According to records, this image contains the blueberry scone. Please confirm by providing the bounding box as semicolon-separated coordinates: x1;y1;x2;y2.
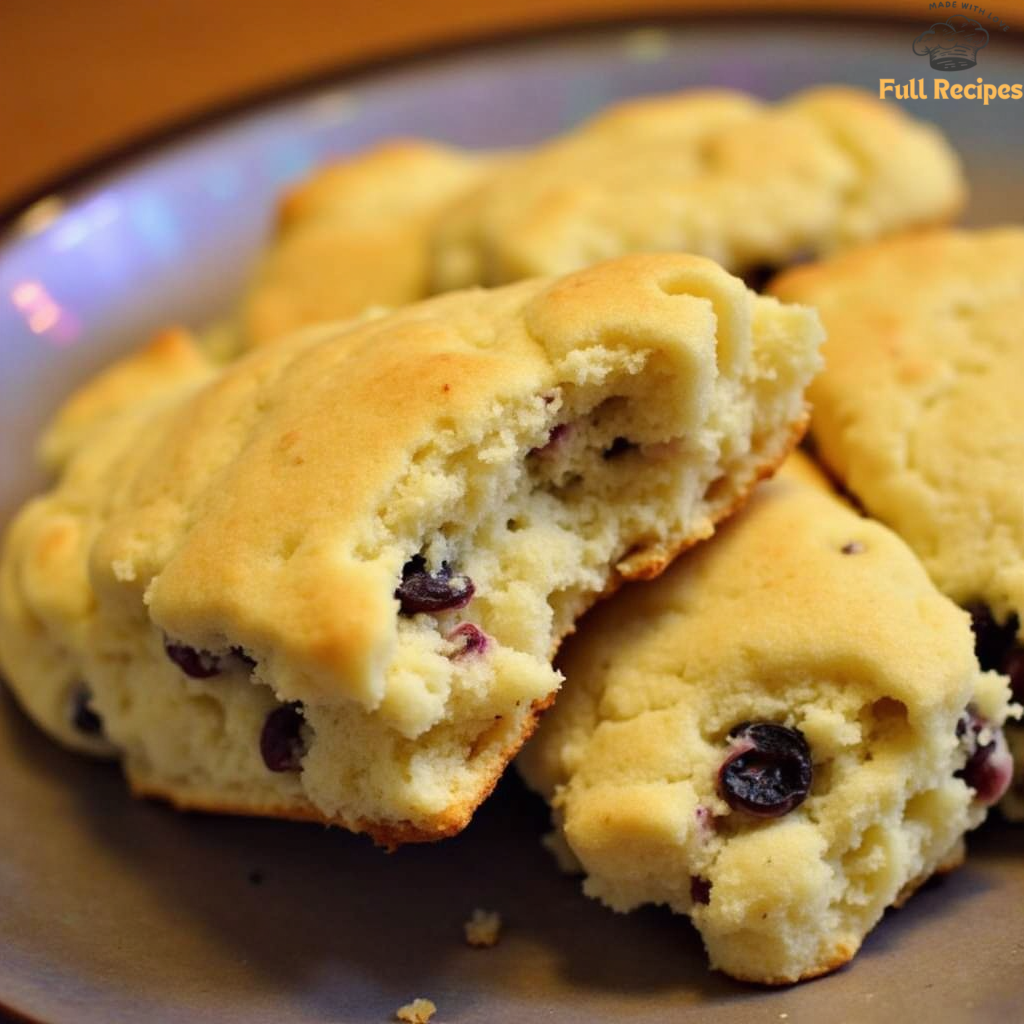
241;140;491;348
771;228;1024;818
237;87;962;350
519;453;1014;984
431;86;964;292
0;254;823;845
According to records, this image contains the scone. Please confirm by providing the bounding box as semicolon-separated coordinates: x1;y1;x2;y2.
770;227;1024;818
237;86;963;349
519;453;1014;985
431;86;964;292
240;140;491;349
0;254;823;845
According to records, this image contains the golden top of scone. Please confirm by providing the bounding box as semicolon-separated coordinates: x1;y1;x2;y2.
431;86;965;290
771;227;1024;626
242;140;491;346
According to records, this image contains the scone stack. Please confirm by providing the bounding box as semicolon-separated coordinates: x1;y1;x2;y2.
0;84;1018;987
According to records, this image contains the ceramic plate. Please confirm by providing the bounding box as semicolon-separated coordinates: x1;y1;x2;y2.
2;16;1023;1024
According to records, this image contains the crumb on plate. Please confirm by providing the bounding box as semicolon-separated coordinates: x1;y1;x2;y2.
464;907;502;948
395;997;436;1023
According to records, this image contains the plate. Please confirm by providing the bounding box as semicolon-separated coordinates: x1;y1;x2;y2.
2;16;1023;1024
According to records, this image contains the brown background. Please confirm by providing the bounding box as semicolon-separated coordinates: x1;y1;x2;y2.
5;0;1022;213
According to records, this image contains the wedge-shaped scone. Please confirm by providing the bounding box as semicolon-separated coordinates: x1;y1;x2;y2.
0;254;823;844
520;453;1014;984
431;86;964;292
241;140;491;348
771;228;1024;818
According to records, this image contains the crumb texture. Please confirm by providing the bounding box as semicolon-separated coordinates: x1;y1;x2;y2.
0;254;822;842
519;453;1012;983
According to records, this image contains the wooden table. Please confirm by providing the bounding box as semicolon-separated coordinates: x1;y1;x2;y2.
3;0;1020;213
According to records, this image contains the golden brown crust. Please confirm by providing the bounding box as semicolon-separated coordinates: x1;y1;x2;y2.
129;689;556;849
723;941;861;987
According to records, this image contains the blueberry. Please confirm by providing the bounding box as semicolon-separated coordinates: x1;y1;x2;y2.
690;876;712;905
164;638;221;678
395;555;474;615
965;603;1018;671
260;702;306;772
602;437;638;460
718;722;812;818
447;623;489;658
69;685;103;736
956;707;1013;806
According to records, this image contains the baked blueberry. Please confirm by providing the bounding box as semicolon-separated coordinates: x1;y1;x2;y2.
447;623;489;658
395;555;475;615
164;638;221;678
69;685;103;736
718;722;812;818
260;702;306;772
956;707;1013;806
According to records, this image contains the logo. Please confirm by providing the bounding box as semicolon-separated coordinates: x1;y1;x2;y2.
879;6;1020;104
913;15;989;70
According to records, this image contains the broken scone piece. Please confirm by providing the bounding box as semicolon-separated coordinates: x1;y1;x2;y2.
520;454;1014;984
770;227;1024;818
0;254;822;844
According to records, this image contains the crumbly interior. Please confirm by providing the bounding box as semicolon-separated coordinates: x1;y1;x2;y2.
520;458;1014;983
0;257;822;839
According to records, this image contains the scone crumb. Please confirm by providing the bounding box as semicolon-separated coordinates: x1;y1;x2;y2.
464;907;502;948
395;997;436;1023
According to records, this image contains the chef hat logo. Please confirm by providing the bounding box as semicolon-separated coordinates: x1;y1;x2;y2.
913;15;989;72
